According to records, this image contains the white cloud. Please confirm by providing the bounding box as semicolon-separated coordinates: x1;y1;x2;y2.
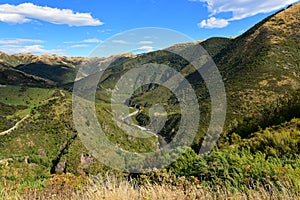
143;36;157;39
0;13;30;23
199;17;229;28
64;38;102;50
112;40;128;44
138;41;154;44
70;44;89;48
82;38;103;43
137;46;154;52
65;38;103;44
0;3;103;26
97;29;112;33
195;0;299;28
0;45;64;55
0;38;44;45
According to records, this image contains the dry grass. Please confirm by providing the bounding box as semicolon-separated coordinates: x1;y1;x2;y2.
1;174;299;200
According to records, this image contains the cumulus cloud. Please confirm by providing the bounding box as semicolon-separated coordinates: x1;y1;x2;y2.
137;46;154;52
0;38;44;45
199;17;229;28
0;13;30;23
0;45;64;55
0;3;103;26
195;0;299;28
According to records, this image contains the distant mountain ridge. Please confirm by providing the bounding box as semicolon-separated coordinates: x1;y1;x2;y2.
15;62;77;85
0;62;56;87
0;52;136;86
0;52;87;68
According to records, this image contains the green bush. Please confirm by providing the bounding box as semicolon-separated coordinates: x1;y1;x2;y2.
167;148;300;192
28;155;50;167
232;118;300;158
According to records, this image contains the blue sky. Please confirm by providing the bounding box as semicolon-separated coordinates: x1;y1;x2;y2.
0;0;298;57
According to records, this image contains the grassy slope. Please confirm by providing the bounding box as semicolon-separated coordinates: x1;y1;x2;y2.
0;62;56;87
102;3;300;150
0;86;55;131
0;117;299;198
16;63;77;85
215;3;300;140
0;86;157;183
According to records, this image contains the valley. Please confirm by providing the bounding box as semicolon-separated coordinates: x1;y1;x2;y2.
0;2;299;199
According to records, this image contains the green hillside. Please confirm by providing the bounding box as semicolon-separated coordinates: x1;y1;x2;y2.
215;3;300;140
0;62;56;87
0;53;136;86
0;85;157;182
100;3;300;151
16;62;77;85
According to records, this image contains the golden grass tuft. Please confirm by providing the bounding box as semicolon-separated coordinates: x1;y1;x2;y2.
1;173;299;200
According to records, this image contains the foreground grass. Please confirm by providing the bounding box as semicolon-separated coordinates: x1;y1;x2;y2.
1;146;299;199
0;173;299;200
